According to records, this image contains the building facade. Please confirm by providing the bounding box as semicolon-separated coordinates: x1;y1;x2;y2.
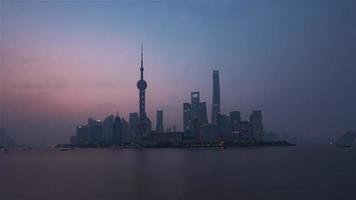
113;114;124;144
102;115;114;142
183;103;192;132
88;118;103;144
156;110;164;132
250;110;264;142
211;70;220;124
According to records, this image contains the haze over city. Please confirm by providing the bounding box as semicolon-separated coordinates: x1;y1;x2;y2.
1;0;355;145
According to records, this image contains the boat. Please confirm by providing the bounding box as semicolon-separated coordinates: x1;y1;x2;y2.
59;148;74;151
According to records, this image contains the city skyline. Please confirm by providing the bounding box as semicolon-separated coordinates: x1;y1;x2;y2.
1;1;355;145
70;49;265;147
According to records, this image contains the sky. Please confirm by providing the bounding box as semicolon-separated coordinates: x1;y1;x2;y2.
0;0;355;145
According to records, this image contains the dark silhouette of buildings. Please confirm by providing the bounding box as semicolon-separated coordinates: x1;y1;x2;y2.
216;113;229;137
250;110;264;142
73;114;128;147
202;124;217;143
129;112;139;142
156;110;164;132
230;111;241;134
88;118;102;144
183;92;208;138
180;71;265;143
230;111;241;124
225;111;264;142
191;119;201;141
151;131;183;147
113;114;124;144
103;115;114;142
190;92;208;124
75;125;88;146
235;121;252;140
69;47;271;147
211;70;220;124
183;103;191;132
121;118;129;143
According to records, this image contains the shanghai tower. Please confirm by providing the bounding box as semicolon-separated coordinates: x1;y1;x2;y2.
211;70;220;124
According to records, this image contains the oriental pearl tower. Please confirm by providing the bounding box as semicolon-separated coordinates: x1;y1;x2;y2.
136;44;151;140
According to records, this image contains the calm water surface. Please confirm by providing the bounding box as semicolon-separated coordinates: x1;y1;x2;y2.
1;146;355;200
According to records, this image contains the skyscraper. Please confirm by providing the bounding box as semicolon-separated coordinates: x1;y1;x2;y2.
136;44;151;139
113;114;123;145
88;118;102;144
199;101;208;124
230;111;241;134
211;70;220;124
250;110;264;142
216;113;229;136
183;92;208;135
230;111;241;123
156;110;164;132
183;103;191;131
190;92;208;124
129;112;139;142
121;118;129;143
190;92;200;121
102;115;114;142
76;125;88;146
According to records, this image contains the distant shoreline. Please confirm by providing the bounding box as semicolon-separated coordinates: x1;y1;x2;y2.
55;141;296;149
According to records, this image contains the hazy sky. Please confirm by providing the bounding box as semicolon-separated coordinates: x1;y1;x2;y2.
0;0;355;145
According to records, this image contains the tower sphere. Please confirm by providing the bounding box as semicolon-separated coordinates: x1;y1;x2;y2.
137;79;147;90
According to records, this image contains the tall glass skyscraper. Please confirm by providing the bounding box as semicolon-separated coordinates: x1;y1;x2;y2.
156;110;164;132
211;70;220;124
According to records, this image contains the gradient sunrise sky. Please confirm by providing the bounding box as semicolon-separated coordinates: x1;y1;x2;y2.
0;0;355;145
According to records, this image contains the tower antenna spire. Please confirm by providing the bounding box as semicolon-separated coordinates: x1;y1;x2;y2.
140;43;144;80
141;43;143;65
